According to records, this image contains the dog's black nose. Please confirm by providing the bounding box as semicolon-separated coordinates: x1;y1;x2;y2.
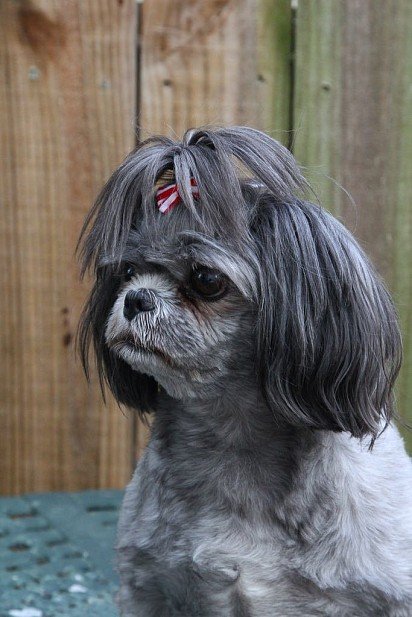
123;289;156;320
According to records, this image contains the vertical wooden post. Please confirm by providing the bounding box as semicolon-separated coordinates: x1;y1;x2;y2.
293;0;412;449
0;0;138;494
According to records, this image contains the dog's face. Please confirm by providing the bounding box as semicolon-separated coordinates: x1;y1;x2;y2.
103;224;254;399
79;126;402;440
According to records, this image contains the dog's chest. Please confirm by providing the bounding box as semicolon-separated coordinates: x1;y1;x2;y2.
192;530;282;609
117;449;396;616
118;456;290;613
121;507;289;615
118;503;363;617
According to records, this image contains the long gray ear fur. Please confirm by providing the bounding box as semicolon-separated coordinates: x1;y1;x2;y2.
251;195;402;440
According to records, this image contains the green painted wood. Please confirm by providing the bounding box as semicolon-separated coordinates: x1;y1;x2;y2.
256;0;293;145
0;491;123;616
293;0;412;451
292;1;343;206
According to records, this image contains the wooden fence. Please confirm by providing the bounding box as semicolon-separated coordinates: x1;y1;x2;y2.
0;0;410;495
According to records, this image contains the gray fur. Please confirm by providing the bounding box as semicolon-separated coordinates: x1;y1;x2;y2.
78;126;412;615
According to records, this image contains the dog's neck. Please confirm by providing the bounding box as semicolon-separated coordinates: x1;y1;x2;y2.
152;373;323;517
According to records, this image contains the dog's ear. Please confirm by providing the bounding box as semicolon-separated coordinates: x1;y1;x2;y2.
252;196;402;440
78;269;157;415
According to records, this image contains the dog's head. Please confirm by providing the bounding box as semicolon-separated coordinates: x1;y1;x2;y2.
78;126;401;440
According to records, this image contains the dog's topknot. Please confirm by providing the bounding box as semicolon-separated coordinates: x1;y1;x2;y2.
78;126;309;275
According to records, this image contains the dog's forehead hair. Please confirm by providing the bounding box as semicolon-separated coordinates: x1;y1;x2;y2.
120;210;257;298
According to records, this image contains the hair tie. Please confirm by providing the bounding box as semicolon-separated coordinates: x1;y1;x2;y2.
155;178;199;214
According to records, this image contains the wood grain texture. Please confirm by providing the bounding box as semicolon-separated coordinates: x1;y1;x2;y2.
0;0;138;494
293;0;412;449
139;0;292;142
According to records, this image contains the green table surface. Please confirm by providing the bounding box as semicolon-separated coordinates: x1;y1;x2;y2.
0;490;123;617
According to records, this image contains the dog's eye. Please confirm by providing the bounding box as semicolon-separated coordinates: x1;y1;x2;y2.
123;263;136;281
188;266;228;300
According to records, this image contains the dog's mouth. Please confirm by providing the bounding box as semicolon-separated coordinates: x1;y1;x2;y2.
109;338;175;367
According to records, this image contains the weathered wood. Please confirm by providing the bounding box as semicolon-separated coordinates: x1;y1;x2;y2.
0;0;138;494
294;0;412;449
139;0;292;142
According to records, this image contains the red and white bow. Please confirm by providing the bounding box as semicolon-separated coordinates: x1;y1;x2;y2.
155;178;199;214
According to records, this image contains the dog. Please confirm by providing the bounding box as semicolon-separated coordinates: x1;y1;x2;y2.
78;126;412;616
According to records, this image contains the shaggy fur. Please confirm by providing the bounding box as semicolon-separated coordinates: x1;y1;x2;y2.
79;126;412;616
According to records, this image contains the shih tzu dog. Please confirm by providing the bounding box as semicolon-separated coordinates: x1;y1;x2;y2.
78;126;412;616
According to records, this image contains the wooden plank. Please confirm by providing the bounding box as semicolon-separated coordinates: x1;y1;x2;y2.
139;0;292;142
0;0;138;494
293;0;412;449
